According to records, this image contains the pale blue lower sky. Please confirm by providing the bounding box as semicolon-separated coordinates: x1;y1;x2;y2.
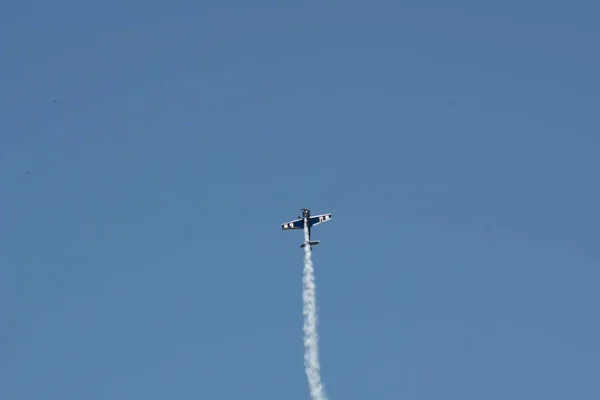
1;1;599;399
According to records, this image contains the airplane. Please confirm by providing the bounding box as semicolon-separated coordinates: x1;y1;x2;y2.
282;208;332;248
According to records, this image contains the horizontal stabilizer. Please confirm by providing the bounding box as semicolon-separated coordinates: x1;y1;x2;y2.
300;240;321;248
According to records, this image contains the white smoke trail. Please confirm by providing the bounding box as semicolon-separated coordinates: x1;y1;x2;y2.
302;224;327;400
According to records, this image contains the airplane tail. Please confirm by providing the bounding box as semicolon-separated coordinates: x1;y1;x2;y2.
300;240;321;248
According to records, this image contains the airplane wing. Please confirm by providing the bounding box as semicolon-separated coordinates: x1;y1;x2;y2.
308;213;332;227
282;218;304;230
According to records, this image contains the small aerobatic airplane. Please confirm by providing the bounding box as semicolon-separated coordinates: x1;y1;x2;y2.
282;208;332;248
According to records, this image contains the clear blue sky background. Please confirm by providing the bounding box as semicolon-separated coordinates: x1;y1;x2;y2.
2;1;599;399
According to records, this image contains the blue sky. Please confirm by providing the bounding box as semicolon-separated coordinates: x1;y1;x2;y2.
1;1;599;398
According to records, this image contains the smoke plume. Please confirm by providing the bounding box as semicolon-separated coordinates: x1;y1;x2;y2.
302;224;327;400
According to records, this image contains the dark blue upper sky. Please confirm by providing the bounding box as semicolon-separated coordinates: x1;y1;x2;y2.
2;1;599;399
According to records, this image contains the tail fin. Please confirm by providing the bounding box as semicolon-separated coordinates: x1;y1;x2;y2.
300;240;321;248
